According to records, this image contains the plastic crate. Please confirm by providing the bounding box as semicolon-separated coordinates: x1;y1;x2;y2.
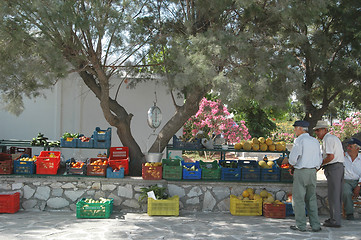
261;166;280;182
182;161;202;180
13;159;36;174
0;153;12;160
263;203;286;218
142;163;162;180
108;147;129;175
76;198;113;219
147;195;179;216
280;168;293;183
239;160;260;182
108;159;129;176
106;166;124;178
199;160;221;180
0;159;13;174
60;138;78;148
9;147;32;157
172;135;203;150
285;202;294;216
230;195;262;216
66;160;87;175
36;151;61;175
93;127;111;148
0;192;20;213
76;138;94;148
86;158;108;177
162;158;182;180
220;160;241;181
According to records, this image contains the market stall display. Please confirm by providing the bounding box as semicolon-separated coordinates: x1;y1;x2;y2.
76;197;113;219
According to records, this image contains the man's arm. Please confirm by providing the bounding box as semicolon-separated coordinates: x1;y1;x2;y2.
322;153;334;165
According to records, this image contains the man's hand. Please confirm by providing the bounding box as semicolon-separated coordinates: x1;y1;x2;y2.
353;185;361;199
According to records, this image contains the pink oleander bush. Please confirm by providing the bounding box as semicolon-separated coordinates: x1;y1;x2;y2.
330;112;361;141
271;121;295;143
183;98;251;144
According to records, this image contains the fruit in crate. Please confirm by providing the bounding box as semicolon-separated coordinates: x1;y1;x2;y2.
19;156;37;161
260;143;268;151
252;144;260;151
183;165;199;171
268;144;276;151
79;136;91;142
90;159;108;165
71;162;84;168
265;138;273;146
83;197;111;203
281;163;291;168
62;132;80;141
145;162;162;167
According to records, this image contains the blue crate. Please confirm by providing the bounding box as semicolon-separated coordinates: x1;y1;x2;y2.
106;167;124;178
182;161;202;180
60;138;78;148
93;139;111;149
285;202;307;216
76;138;94;148
239;160;260;182
219;160;241;181
173;135;203;150
13;160;36;174
261;165;280;182
93;127;111;141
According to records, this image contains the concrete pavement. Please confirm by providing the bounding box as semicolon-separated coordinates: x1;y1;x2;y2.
1;210;360;240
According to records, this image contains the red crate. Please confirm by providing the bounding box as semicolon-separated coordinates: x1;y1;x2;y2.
0;160;13;174
0;153;12;160
36;151;61;175
109;147;129;159
263;203;286;219
108;147;129;175
142;163;162;180
0;192;20;213
87;158;108;177
9;147;32;157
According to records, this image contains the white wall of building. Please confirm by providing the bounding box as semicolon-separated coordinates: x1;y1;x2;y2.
0;73;183;159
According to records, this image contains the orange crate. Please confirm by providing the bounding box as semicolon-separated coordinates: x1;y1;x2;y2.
36;151;61;175
87;158;108;177
142;163;162;180
263;203;286;219
108;147;129;175
0;192;20;213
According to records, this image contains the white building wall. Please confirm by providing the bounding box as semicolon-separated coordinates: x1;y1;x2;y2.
0;73;183;159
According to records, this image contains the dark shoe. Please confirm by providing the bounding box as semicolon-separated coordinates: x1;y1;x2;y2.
324;218;331;224
290;225;306;232
346;214;355;220
312;228;322;232
323;222;341;228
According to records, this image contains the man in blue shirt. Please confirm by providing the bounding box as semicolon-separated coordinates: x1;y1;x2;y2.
282;120;322;232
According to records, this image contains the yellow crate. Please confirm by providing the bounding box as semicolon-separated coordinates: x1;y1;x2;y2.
147;195;179;216
230;195;262;216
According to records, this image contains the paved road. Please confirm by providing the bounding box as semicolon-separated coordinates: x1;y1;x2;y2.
0;210;360;240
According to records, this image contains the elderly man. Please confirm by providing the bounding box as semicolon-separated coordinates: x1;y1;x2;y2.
314;120;344;228
343;138;361;220
282;120;322;232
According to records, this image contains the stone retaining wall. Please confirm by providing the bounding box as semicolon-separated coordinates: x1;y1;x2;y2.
0;175;331;214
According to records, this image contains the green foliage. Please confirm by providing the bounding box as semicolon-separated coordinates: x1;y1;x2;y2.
138;185;168;202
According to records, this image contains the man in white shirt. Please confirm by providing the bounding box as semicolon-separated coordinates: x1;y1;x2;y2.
314;120;344;228
282;120;322;232
343;138;361;220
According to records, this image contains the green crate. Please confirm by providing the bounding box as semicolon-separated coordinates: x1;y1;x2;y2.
162;159;182;180
199;160;221;180
76;198;113;219
280;168;293;183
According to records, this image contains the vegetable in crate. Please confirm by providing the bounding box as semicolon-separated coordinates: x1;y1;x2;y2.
139;185;168;202
62;132;80;140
